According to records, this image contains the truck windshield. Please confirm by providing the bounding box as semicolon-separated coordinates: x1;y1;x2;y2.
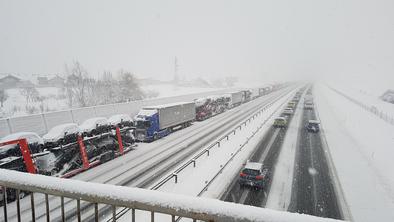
136;120;151;129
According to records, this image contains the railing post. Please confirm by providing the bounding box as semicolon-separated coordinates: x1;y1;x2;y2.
77;199;81;222
151;211;154;222
132;208;135;222
95;203;99;222
2;186;7;222
61;196;65;222
206;149;210;156
45;194;50;222
173;173;178;183
112;205;116;222
30;193;35;222
16;189;21;222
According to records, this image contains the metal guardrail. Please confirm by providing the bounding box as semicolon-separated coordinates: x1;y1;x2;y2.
0;169;339;222
328;86;394;125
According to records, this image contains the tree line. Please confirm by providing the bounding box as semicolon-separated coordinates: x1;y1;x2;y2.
64;61;144;108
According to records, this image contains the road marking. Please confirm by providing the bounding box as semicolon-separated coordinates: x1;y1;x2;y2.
309;123;319;214
239;188;250;204
259;128;280;163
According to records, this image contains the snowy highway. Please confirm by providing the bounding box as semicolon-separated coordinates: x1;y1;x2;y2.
288;91;341;219
3;86;298;222
3;84;390;222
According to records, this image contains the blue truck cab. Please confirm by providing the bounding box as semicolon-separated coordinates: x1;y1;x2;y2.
134;109;168;142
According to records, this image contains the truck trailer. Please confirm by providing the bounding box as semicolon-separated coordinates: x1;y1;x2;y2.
226;91;243;108
134;102;196;142
250;88;260;99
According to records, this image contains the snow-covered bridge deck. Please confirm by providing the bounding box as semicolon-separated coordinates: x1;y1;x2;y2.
0;169;340;222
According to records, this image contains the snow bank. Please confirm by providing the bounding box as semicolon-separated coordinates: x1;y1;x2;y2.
0;169;340;222
314;84;394;222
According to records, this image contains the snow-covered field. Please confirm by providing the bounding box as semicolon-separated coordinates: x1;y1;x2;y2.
0;83;226;119
315;84;394;221
141;83;226;98
327;82;394;119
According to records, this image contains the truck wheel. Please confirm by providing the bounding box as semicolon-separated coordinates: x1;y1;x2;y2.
153;134;158;140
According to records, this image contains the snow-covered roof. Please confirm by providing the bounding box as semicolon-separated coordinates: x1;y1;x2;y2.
0;131;43;144
108;114;132;125
144;101;194;109
245;162;262;171
275;117;286;121
79;117;108;131
308;120;320;124
136;109;158;117
43;123;79;141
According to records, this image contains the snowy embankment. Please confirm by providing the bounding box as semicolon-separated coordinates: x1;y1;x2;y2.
314;84;394;222
265;90;304;210
0;169;340;222
328;83;394;124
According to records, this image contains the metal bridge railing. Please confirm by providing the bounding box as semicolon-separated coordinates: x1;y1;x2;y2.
0;169;338;222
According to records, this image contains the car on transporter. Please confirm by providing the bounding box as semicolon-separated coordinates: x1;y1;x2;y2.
79;117;110;137
42;123;80;148
239;161;270;190
0;132;44;159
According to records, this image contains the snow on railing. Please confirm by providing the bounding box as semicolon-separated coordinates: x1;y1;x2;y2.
328;86;394;126
0;169;341;222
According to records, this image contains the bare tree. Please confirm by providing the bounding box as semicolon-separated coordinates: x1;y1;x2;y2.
0;89;8;107
117;70;144;102
64;61;89;107
20;86;39;104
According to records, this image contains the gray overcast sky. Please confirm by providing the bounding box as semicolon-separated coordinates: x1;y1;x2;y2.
1;0;394;85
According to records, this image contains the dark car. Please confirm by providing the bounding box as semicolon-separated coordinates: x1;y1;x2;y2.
239;162;270;190
306;120;320;133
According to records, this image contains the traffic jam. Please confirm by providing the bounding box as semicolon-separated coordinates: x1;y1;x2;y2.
0;85;282;203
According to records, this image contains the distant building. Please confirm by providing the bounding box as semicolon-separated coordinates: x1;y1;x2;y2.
37;76;49;86
48;75;64;87
381;90;394;104
0;74;21;89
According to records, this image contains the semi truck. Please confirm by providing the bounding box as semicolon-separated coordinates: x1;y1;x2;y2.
134;102;196;142
251;88;260;99
227;91;243;108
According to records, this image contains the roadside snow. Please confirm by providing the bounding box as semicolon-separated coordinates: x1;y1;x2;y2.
314;84;394;222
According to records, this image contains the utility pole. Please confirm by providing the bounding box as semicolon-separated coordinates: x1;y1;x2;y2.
174;56;179;84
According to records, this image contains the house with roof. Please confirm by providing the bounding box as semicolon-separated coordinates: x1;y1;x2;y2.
37;76;49;86
0;74;21;89
48;75;65;87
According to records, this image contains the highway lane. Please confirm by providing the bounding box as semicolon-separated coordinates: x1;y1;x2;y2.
221;94;302;207
288;99;342;219
3;86;298;222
